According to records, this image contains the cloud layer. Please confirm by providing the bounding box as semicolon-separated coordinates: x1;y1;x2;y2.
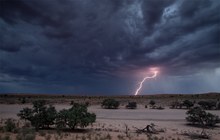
0;0;220;94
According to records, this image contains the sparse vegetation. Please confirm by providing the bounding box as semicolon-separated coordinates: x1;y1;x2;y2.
181;129;210;139
149;100;165;110
16;127;36;140
101;98;120;109
186;106;220;127
19;97;26;104
183;100;194;109
198;101;216;110
156;106;165;110
17;100;96;131
17;100;57;130
126;102;137;109
4;119;16;132
149;100;156;108
56;103;96;130
1;93;220;140
170;101;182;109
170;100;194;109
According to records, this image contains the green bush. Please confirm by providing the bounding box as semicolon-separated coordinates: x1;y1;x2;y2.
198;101;216;110
4;119;16;132
183;100;194;109
17;100;57;130
186;107;220;127
44;105;57;127
149;100;156;107
56;103;96;130
101;98;120;109
126;102;137;109
18;97;26;104
170;101;182;109
17;108;32;121
17;100;96;131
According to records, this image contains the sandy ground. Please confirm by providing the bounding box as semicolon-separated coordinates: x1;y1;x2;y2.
0;104;220;140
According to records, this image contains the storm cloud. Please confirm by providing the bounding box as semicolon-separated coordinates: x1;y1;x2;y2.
0;0;219;94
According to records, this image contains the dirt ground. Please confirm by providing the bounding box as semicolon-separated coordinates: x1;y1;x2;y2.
0;104;220;140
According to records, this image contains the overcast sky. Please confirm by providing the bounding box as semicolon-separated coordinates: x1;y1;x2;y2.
0;0;220;95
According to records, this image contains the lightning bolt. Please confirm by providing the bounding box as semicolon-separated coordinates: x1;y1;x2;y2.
134;71;158;96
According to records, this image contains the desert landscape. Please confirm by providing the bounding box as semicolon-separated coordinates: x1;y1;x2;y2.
0;93;220;140
1;0;220;139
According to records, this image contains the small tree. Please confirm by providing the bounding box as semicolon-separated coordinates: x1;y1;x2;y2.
17;100;57;130
55;109;69;130
198;101;216;110
17;107;33;121
101;98;120;109
149;100;156;107
44;105;57;128
170;101;183;109
21;97;26;104
186;106;220;127
56;103;96;130
126;102;137;109
183;100;194;109
170;101;179;109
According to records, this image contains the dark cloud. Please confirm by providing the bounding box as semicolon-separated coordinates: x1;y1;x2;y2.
179;0;212;18
0;0;219;94
141;0;175;34
0;0;37;24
